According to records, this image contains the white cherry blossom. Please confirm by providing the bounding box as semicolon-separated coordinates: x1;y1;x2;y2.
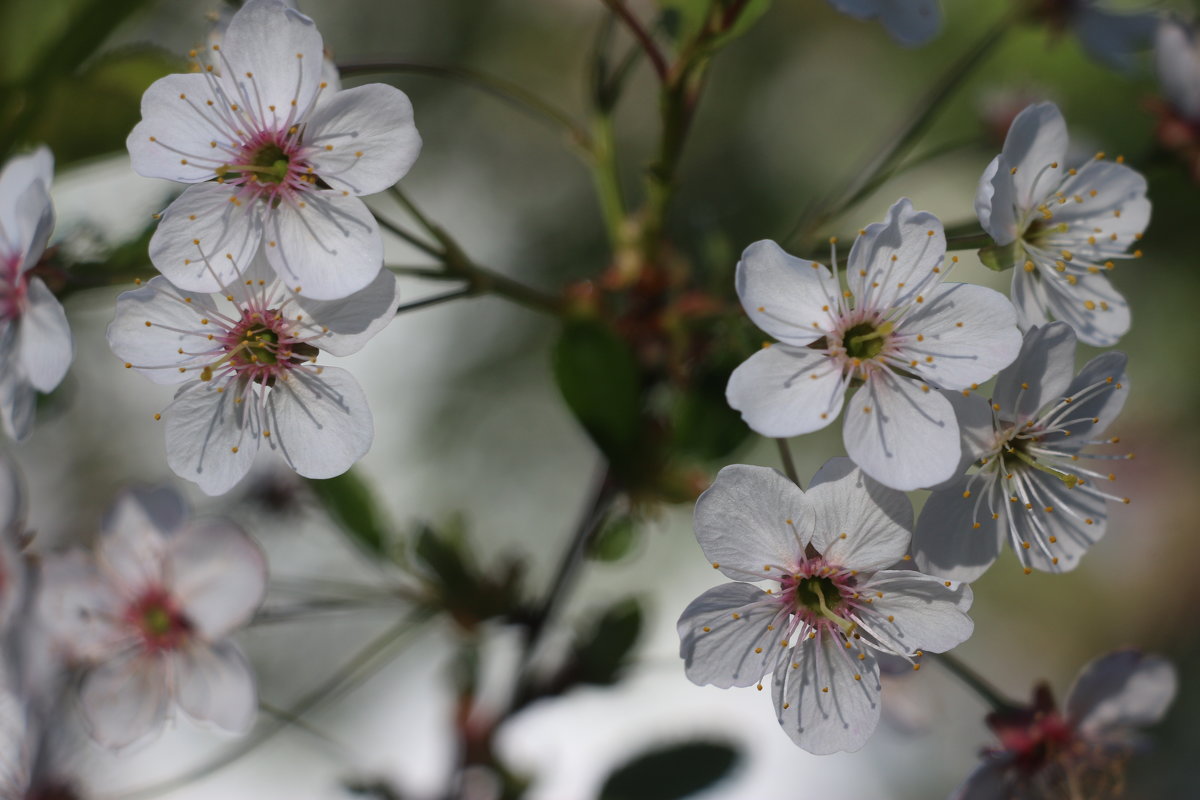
825;0;942;47
726;198;1022;490
677;460;973;754
1156;17;1200;123
913;323;1130;581
0;147;73;441
975;102;1148;347
39;487;267;749
107;254;399;495
127;0;421;300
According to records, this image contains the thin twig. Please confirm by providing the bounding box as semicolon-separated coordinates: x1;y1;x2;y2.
600;0;669;82
776;438;801;489
934;651;1021;714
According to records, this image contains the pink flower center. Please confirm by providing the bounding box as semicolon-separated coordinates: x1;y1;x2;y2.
778;557;859;631
0;253;27;321
217;128;317;206
214;307;316;385
125;588;192;653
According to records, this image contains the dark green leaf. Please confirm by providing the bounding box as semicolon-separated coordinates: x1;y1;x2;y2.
577;597;642;685
308;469;389;558
978;240;1024;272
412;525;472;588
0;0;156;85
587;515;638;562
599;742;739;800
670;381;748;460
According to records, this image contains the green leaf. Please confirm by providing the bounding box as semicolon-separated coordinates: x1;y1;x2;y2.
599;742;739;800
978;240;1024;272
412;524;472;588
577;597;642;685
0;0;155;85
670;378;748;460
587;515;638;562
656;0;771;45
308;469;389;558
552;319;642;469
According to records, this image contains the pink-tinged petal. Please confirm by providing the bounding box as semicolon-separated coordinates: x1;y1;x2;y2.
693;464;810;582
1039;351;1128;451
169;520;265;639
772;634;882;754
265;193;381;300
735;240;839;346
1066;650;1177;735
217;0;324;126
1006;469;1107;575
1032;268;1129;348
1072;7;1156;73
38;551;128;661
950;761;1017;800
305;83;422;196
165;380;261;496
992;323;1077;424
825;0;942;47
913;479;1006;583
149;183;263;292
15;278;72;393
265;366;372;479
807;458;912;570
999;103;1069;213
79;650;169;750
847;198;945;312
0;148;53;263
897;282;1020;390
843;371;959;491
677;582;787;689
1156;20;1200;120
0;368;35;442
107;277;219;385
172;640;257;734
725;345;845;438
126;73;227;183
855;571;973;653
97;491;170;595
292;269;399;357
975;154;1020;245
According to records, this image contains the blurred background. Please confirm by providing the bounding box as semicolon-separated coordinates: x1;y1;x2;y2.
3;0;1198;797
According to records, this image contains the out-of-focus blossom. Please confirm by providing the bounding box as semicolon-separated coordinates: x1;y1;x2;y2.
0;147;73;441
0;452;27;635
953;650;1177;800
127;0;421;300
677;460;973;754
1031;0;1158;73
1150;18;1200;181
726;198;1021;491
913;323;1130;581
976;102;1147;347
39;488;266;749
825;0;942;47
107;254;398;495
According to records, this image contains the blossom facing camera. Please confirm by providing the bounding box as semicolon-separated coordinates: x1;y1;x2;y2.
38;487;267;749
127;0;421;300
975;102;1148;347
913;322;1130;581
0;147;73;442
107;253;399;496
953;650;1177;800
726;198;1021;491
825;0;942;47
677;460;973;754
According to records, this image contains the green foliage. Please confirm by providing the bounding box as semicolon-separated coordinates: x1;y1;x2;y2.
978;240;1024;272
656;0;772;46
576;597;642;685
669;370;747;460
410;521;525;630
308;469;390;558
598;741;740;800
587;514;639;562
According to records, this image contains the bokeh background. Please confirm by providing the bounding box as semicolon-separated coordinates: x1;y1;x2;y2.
3;0;1198;797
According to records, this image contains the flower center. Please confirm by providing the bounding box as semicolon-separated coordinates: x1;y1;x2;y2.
842;321;889;360
0;253;27;321
245;142;291;184
793;575;843;615
126;589;191;652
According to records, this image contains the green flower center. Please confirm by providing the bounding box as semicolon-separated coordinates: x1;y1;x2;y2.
142;605;173;636
242;325;280;364
843;322;888;360
794;575;843;614
249;143;291;183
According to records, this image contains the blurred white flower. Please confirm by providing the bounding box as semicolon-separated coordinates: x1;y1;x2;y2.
825;0;941;47
677;460;973;754
726;198;1021;491
0;147;73;441
976;102;1148;347
39;487;267;749
953;650;1177;800
1155;17;1200;123
912;323;1130;581
1034;0;1158;73
127;0;421;300
107;254;398;495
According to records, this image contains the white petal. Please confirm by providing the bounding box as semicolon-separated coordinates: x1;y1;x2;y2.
913;478;1006;583
1044;160;1149;258
1030;268;1129;348
265;193;381;300
38;551;128;661
265;366;372;479
941;390;996;479
847;198;945;312
807;458;912;570
79;650;170;750
677;582;787;689
15;278;72;393
107;485;190;535
843;371;959;491
975;154;1020;245
292;268;399;357
0;147;52;222
165;379;261;496
825;0;942;47
172;640;257;734
1156;20;1200;120
992;322;1076;424
897;282;1020;390
305;83;422;196
735;240;839;346
0;353;35;442
1009;266;1051;332
97;491;170;595
693;464;809;582
772;634;882;754
1072;7;1156;73
0;148;53;263
0;450;25;536
126;73;227;183
725;344;844;438
1038;351;1128;451
168;520;266;639
107;276;219;385
149;183;263;292
996;469;1107;574
1065;650;1177;735
0;682;31;799
218;0;324;126
999;103;1069;212
856;571;973;653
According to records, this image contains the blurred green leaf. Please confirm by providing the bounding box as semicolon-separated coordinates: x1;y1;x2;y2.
656;0;771;46
0;0;155;84
577;597;642;685
413;524;472;588
308;469;389;558
670;377;747;460
598;742;739;800
587;515;638;562
978;240;1023;272
552;319;642;469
